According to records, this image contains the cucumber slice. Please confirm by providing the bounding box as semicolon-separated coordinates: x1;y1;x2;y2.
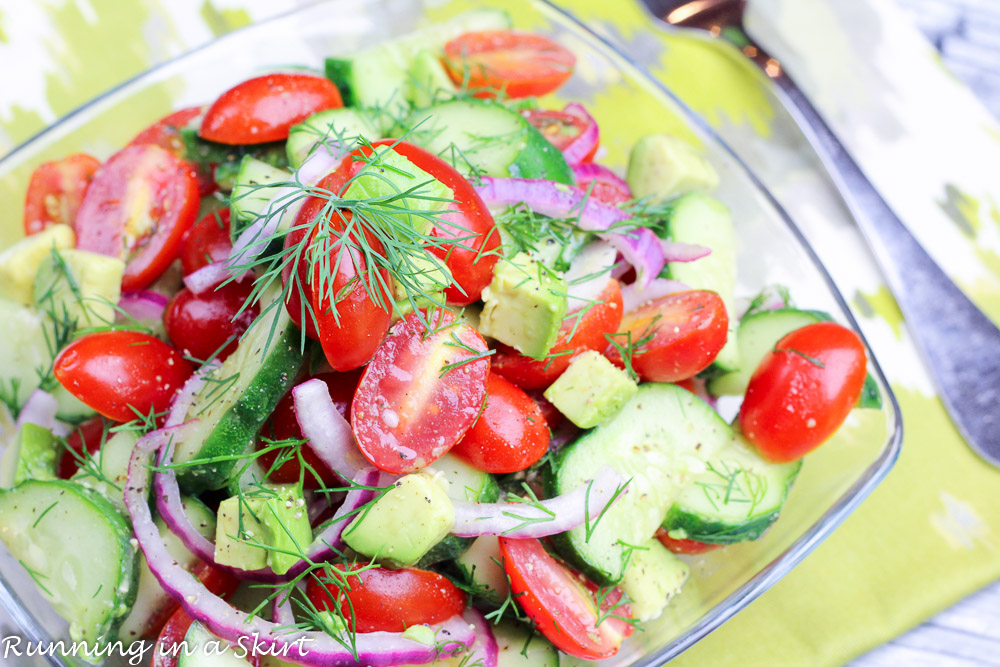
0;480;138;648
492;621;560;667
70;430;137;512
118;497;216;643
404;100;574;184
418;454;500;567
229;156;294;237
662;193;739;373
175;293;305;492
454;535;508;605
178;127;289;191
179;621;253;666
618;538;688;621
546;383;732;585
662;433;801;544
286;108;378;167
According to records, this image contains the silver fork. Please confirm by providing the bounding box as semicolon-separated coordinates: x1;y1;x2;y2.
642;0;1000;465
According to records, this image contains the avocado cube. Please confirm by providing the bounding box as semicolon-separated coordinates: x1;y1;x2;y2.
7;423;58;486
343;473;454;567
626;134;718;202
544;351;637;429
479;252;567;360
0;224;75;305
619;538;689;621
342;146;454;239
213;484;312;574
32;248;125;327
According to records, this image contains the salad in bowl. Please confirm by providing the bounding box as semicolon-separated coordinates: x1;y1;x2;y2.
0;8;883;666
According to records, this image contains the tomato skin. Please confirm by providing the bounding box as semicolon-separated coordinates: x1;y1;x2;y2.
739;322;867;463
180;208;232;276
493;279;623;390
75;144;200;291
257;370;362;488
23;153;101;235
655;529;721;555
163;282;258;362
129;106;216;196
57;416;109;479
452;373;549;473
53;331;193;423
200;73;343;145
522;109;595;160
306;564;467;633
366;140;500;306
499;537;632;660
607;290;729;383
443;31;575;98
574;164;632;205
352;310;490;474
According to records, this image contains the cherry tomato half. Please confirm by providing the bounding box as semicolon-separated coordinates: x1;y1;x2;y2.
129;106;216;196
163;281;258;362
180;208;233;276
499;537;633;660
574;164;632;206
306;564;467;633
352;309;490;474
443;31;576;98
367;140;500;306
57;416;109;479
522;109;595;160
22;153;101;235
75;144;200;291
493;279;623;390
200;73;343;145
655;529;722;555
452;372;549;474
739;322;867;463
53;331;193;423
607;290;729;383
257;370;363;489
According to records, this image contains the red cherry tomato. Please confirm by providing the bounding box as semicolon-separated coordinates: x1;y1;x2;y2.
180;209;233;276
655;529;722;555
607;290;729;383
443;31;576;98
257;370;362;488
200;73;343;145
352;309;490;474
739;322;867;463
366;140;500;305
53;331;193;423
163;281;258;362
575;165;632;206
57;416;109;479
522;109;596;160
499;537;633;660
306;564;467;633
129;106;216;196
452;372;549;473
527;389;564;430
22;153;101;235
493;279;623;390
75;144;200;291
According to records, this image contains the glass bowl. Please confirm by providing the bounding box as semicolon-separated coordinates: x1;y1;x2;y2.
0;0;902;665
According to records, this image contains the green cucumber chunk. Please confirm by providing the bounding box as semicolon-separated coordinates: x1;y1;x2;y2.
179;621;253;666
178;127;288;191
619;538;689;621
286;107;378;167
454;534;508;606
0;480;138;649
70;430;137;513
546;383;732;585
418;454;499;567
662;193;739;373
493;621;560;667
662;433;801;544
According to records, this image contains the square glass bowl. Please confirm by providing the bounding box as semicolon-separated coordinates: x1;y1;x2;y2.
0;0;902;664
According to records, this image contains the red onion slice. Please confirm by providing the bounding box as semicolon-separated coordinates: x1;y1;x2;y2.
571;162;631;196
15;389;58;432
292;379;367;481
560;102;599;165
460;609;498;667
660;238;711;263
128;430;475;666
605;227;665;288
117;290;169;323
450;467;629;538
272;587;297;627
165;362;218;428
621;278;691;313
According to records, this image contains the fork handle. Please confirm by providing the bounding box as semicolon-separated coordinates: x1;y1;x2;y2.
768;70;1000;460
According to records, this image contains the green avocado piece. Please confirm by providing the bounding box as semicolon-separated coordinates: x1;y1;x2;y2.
618;538;689;621
478;252;567;360
343;146;454;239
343;472;454;567
544;350;637;429
626;134;719;202
11;423;59;485
0;225;75;305
214;484;312;575
33;248;125;328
